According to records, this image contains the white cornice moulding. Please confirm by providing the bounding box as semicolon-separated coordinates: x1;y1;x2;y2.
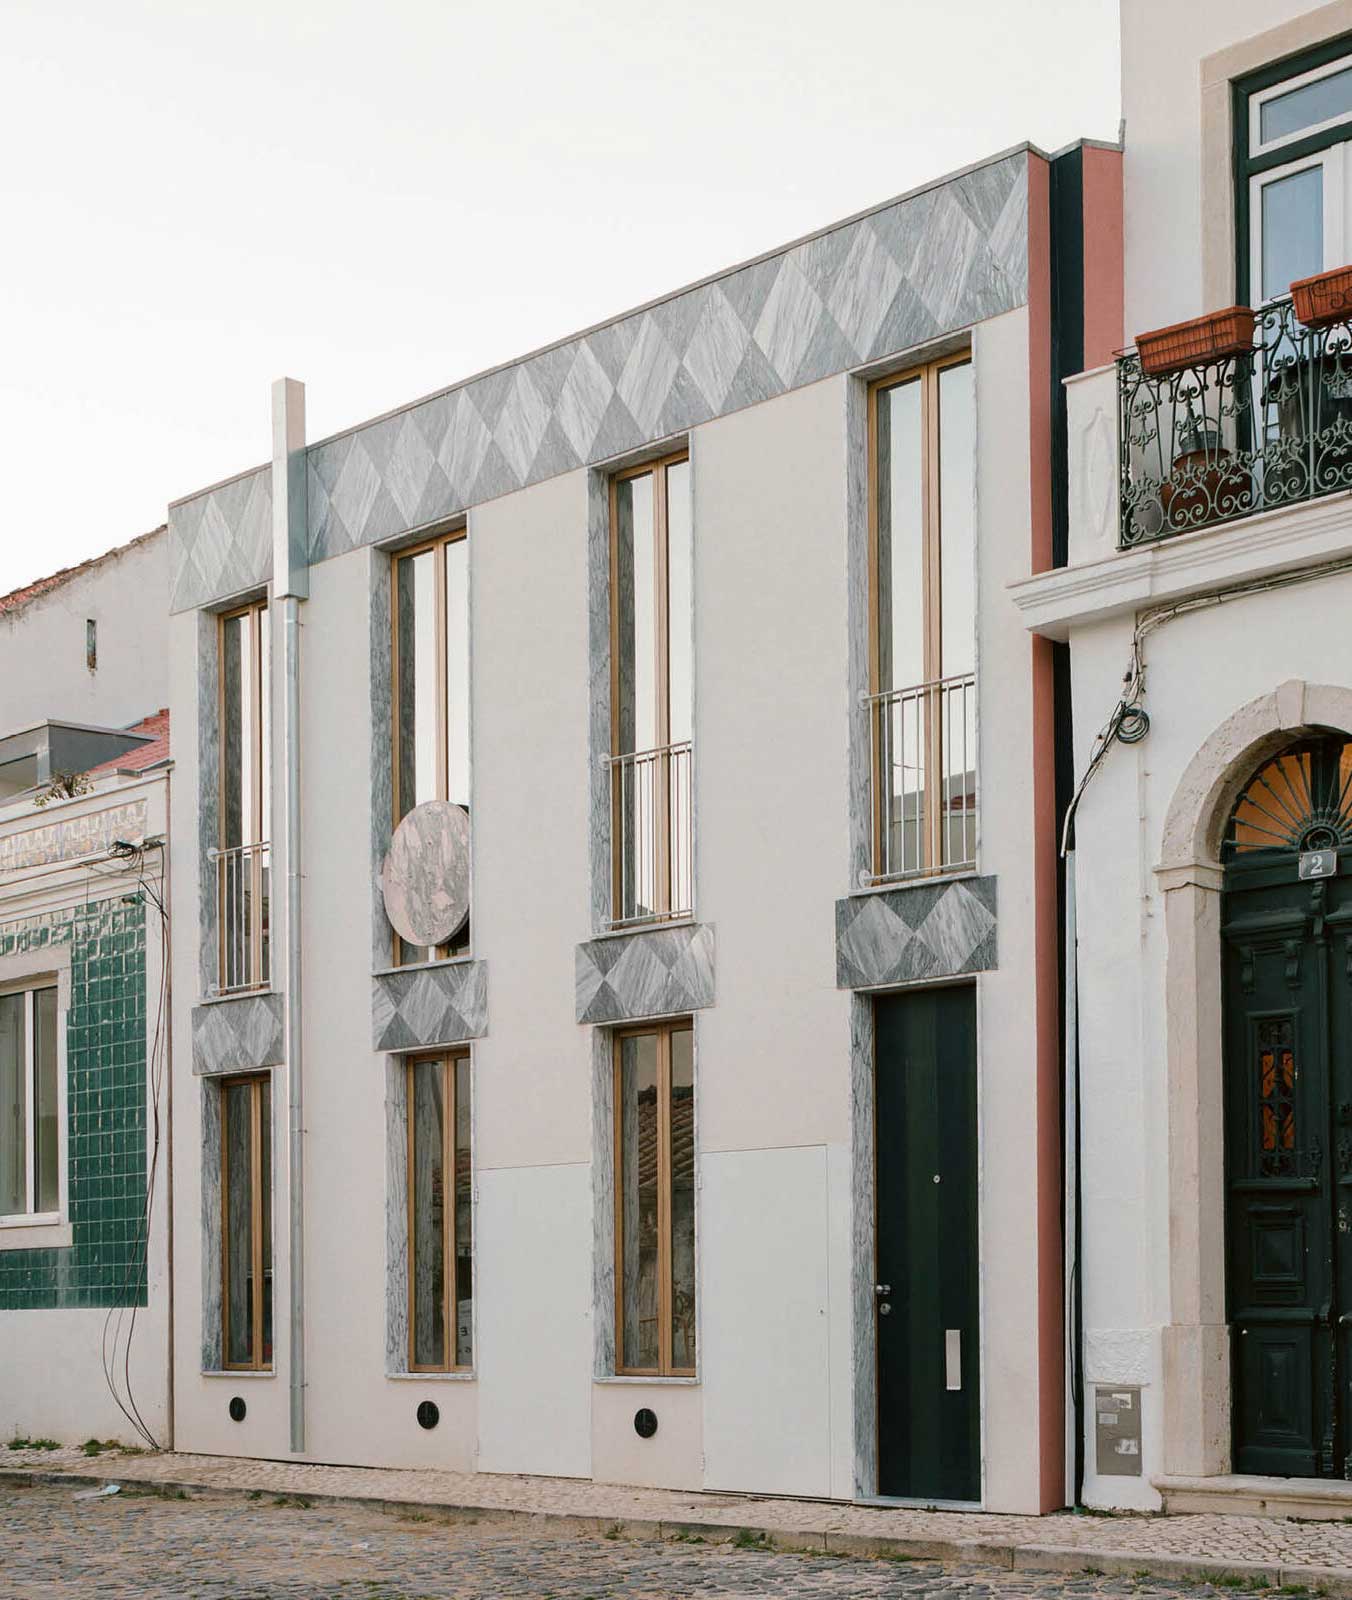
1009;490;1352;640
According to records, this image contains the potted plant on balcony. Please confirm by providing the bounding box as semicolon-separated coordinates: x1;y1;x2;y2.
1135;306;1256;377
1157;415;1252;531
1290;265;1352;329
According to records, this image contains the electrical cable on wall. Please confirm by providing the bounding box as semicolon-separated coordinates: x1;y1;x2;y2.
71;836;169;1451
1060;553;1352;857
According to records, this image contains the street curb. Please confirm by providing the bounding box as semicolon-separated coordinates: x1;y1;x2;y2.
3;1466;1352;1590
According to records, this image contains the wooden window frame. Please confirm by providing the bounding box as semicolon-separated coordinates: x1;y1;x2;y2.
866;353;971;881
607;451;689;924
613;1018;695;1378
0;981;61;1223
221;1072;271;1373
217;598;269;993
390;527;469;965
406;1048;472;1374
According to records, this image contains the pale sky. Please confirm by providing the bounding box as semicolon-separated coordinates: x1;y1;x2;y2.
1;0;1119;594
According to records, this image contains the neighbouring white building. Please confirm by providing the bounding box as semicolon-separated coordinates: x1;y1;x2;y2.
0;532;173;1447
1016;0;1352;1517
166;139;1118;1510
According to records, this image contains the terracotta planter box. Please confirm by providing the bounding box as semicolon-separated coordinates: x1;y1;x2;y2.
1290;265;1352;329
1135;306;1256;377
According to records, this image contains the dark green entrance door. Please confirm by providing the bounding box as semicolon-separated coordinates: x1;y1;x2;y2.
874;984;980;1500
1223;734;1352;1477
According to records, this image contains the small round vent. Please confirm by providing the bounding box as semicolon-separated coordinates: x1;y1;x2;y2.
634;1407;658;1439
228;1397;247;1423
416;1400;440;1431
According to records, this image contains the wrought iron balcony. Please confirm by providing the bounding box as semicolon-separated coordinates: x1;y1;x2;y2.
212;839;271;995
867;673;976;882
1119;295;1352;547
606;740;692;929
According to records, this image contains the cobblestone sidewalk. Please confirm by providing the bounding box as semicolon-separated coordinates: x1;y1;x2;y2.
4;1446;1352;1590
0;1479;1340;1600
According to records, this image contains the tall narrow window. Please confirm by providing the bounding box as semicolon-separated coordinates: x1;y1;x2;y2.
218;600;270;993
0;984;59;1220
609;453;692;926
869;357;976;880
615;1020;695;1376
408;1051;472;1371
222;1074;272;1371
392;531;471;962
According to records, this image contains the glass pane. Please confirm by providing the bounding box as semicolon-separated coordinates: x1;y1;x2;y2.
878;380;925;692
396;551;439;963
220;613;252;850
258;608;270;846
445;538;471;810
454;1056;473;1368
411;1060;447;1368
224;1081;255;1366
33;988;58;1214
938;364;975;679
1262;166;1324;302
1261;65;1352;144
619;1033;660;1370
670;1028;696;1370
396;549;439;817
665;461;693;748
615;474;657;756
259;1078;272;1364
0;993;26;1216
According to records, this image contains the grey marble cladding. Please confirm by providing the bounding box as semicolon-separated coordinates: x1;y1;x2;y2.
191;992;284;1075
171;154;1029;612
576;922;714;1025
372;960;488;1051
172;466;272;613
835;876;997;989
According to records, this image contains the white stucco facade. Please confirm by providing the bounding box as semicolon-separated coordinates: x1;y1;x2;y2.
164;146;1084;1510
1017;0;1352;1512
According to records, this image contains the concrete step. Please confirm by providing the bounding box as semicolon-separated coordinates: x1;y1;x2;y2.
1156;1472;1352;1520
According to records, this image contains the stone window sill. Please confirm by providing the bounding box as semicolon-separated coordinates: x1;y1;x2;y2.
201;1369;275;1380
849;867;979;900
0;1218;71;1251
385;1370;477;1383
593;1374;700;1386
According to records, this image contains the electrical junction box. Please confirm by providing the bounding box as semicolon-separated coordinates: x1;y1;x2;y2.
1094;1385;1142;1476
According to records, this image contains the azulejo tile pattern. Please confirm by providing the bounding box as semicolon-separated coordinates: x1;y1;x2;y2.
0;900;147;1310
575;922;715;1025
835;876;997;989
372;960;488;1051
190;992;284;1076
170;153;1030;612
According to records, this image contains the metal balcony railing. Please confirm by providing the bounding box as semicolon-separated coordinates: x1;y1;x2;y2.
1119;296;1352;547
607;741;692;928
867;673;976;882
212;840;271;995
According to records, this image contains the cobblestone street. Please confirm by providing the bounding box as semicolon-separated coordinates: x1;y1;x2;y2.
0;1479;1337;1600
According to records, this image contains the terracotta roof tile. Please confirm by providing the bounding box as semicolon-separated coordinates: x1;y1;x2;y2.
85;709;170;776
0;527;165;619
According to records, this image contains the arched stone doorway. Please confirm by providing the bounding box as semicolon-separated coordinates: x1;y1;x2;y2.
1158;681;1352;1480
1221;731;1352;1475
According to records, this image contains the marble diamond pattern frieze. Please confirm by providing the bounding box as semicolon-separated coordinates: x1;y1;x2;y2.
170;153;1029;612
191;993;285;1076
372;960;488;1052
835;877;997;989
576;923;715;1025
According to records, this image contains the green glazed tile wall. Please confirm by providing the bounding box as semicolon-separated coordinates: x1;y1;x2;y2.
0;897;148;1310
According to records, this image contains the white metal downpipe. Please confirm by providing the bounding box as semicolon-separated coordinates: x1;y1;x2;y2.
272;378;309;1454
1063;848;1082;1502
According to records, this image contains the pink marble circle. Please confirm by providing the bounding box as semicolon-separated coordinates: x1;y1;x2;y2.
381;800;470;947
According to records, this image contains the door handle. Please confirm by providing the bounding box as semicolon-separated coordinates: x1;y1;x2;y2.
945;1328;962;1391
874;1283;891;1297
